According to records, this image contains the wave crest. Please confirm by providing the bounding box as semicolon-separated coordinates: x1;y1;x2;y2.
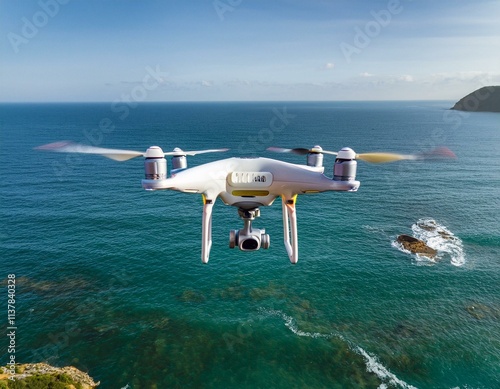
258;307;417;389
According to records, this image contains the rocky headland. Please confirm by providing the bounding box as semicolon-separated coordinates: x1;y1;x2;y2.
0;363;99;388
451;86;500;112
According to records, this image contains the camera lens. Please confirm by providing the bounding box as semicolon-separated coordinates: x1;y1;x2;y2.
241;237;259;251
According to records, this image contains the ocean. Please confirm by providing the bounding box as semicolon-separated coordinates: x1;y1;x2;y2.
1;101;499;388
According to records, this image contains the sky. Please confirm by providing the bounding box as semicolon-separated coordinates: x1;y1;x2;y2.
1;0;500;102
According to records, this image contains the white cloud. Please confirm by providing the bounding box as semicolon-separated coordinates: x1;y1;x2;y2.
324;62;335;70
398;75;414;82
360;72;374;77
428;71;500;84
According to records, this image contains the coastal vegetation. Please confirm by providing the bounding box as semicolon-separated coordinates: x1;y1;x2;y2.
0;363;98;388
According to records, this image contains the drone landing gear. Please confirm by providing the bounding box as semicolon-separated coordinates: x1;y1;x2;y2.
202;199;298;264
201;195;214;264
282;195;298;264
229;207;270;252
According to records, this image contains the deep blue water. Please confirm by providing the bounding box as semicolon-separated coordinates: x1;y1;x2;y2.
1;101;499;388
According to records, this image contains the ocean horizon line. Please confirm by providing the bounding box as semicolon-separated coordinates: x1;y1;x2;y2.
0;99;454;105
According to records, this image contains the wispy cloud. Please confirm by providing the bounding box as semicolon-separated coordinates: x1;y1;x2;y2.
427;71;500;84
398;75;414;82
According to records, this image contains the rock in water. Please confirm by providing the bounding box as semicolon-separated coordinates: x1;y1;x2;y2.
396;234;437;259
451;86;500;112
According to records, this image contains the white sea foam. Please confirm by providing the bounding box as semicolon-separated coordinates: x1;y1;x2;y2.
259;308;417;389
356;346;418;389
259;308;330;339
394;218;465;266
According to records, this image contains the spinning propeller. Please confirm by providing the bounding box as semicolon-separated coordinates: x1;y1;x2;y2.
267;146;339;156
267;145;456;163
35;141;229;161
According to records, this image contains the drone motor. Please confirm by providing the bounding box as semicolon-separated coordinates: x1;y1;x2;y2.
143;146;168;190
172;155;187;170
334;147;357;181
306;145;324;167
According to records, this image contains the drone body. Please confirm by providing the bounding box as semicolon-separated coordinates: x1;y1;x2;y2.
36;141;453;264
142;152;360;263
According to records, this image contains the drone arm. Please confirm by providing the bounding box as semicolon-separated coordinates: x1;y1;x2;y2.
282;195;299;264
201;194;215;264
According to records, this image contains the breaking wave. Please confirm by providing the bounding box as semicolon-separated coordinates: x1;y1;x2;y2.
259;308;417;389
259;308;331;339
393;218;465;266
355;347;418;389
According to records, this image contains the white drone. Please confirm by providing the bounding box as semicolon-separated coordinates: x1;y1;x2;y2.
36;141;454;264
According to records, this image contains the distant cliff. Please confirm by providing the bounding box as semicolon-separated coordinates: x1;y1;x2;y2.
451;86;500;112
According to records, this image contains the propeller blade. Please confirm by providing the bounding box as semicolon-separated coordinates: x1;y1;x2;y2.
355;152;416;163
267;147;310;155
268;144;455;164
420;146;457;160
267;146;337;155
164;148;229;156
35;141;144;161
356;147;457;163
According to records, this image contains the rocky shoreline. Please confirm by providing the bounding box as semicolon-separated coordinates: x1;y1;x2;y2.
0;363;99;388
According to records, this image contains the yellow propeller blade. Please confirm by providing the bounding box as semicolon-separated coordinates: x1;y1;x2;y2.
356;152;416;163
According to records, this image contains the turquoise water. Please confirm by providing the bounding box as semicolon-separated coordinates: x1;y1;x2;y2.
1;102;499;388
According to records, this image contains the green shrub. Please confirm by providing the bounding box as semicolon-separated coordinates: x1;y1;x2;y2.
7;373;72;389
